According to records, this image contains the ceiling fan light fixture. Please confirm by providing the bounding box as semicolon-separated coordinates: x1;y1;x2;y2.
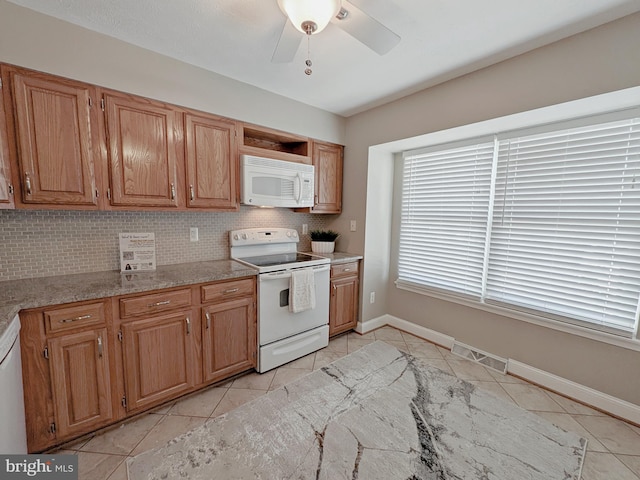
277;0;341;35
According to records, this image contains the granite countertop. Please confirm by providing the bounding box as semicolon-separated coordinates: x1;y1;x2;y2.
306;252;363;264
0;260;257;338
0;253;364;338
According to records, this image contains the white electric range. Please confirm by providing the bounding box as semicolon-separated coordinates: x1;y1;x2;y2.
230;228;330;372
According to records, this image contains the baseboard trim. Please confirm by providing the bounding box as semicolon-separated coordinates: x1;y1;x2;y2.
356;315;640;425
508;360;640;426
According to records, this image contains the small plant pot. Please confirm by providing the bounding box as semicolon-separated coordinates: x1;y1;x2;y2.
311;241;335;254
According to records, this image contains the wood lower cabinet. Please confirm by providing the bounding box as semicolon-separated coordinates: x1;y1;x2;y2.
20;300;115;452
202;296;256;383
329;261;360;336
2;65;100;207
185;112;239;210
103;91;183;208
48;328;112;438
121;311;196;412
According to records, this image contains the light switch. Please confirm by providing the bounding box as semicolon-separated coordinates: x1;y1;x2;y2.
190;227;199;242
350;220;357;232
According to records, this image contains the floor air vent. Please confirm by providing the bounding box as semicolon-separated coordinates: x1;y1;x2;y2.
451;341;508;374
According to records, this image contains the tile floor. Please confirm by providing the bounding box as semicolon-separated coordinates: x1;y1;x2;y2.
53;326;640;480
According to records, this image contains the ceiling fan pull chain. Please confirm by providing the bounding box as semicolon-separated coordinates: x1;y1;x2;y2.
305;34;312;75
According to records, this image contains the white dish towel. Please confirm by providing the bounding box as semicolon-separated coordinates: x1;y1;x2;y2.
289;268;316;313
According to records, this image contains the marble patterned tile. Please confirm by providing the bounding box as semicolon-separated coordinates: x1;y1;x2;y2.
573;415;640;455
616;455;640;477
400;331;429;344
313;349;349;370
546;391;607;416
382;340;410;353
167;386;227;417
80;414;162;455
446;358;496;382
487;367;528;384
347;331;376;341
373;326;405;341
131;415;206;456
325;334;348;352
347;337;375;353
211;388;268;417
269;367;314;390
128;342;586;480
407;341;444;359
468;381;517;405
535;412;608;452
230;370;276;390
581;452;639;480
76;452;126;480
106;460;129;480
418;358;455;376
499;383;565;413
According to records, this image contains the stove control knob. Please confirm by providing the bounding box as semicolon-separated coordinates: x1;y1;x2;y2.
233;234;239;240
292;231;298;237
286;231;291;237
242;233;248;240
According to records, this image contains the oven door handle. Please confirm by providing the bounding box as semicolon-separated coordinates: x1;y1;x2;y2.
260;264;329;280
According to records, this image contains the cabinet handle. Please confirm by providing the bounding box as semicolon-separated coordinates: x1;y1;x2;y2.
185;316;191;334
332;284;336;296
205;312;211;330
170;183;176;200
223;288;239;295
24;172;32;195
189;185;195;202
148;300;171;307
343;268;351;272
59;314;92;323
97;335;103;358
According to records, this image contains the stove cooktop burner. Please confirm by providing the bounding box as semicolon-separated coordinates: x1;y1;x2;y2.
239;252;321;268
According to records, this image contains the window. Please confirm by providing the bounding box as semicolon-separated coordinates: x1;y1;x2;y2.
398;114;640;337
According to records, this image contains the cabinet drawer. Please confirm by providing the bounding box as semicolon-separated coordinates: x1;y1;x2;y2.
201;278;254;304
45;302;106;333
331;262;359;278
119;289;192;319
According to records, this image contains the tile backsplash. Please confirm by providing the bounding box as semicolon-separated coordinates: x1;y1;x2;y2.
0;208;331;281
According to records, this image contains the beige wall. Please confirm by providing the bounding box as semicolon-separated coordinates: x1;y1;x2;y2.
340;12;640;405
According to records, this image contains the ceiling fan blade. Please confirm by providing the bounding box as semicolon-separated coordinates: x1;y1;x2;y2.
272;19;302;63
334;0;401;55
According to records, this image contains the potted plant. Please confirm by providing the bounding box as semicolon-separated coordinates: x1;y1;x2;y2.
309;229;340;253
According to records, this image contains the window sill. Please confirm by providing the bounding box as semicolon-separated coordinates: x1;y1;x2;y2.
395;280;640;352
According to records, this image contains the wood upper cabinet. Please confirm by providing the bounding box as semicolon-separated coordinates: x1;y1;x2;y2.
312;141;343;213
103;91;183;208
2;66;100;207
121;310;195;412
0;81;14;209
329;262;359;336
48;327;113;438
185;113;238;209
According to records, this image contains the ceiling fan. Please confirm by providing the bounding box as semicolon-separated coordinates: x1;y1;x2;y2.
272;0;401;69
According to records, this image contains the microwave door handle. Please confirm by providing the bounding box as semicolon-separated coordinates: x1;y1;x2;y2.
295;173;302;204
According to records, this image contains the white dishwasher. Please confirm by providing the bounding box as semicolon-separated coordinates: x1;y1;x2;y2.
0;315;28;453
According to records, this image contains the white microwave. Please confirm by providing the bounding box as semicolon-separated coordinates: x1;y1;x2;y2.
240;155;314;208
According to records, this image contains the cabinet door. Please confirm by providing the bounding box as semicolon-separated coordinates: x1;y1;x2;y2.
185;113;238;209
329;275;359;336
121;311;195;411
9;70;98;206
202;297;256;383
0;80;14;208
48;328;112;438
311;141;343;214
104;92;182;207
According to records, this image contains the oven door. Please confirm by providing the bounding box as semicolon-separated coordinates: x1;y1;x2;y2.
258;264;330;346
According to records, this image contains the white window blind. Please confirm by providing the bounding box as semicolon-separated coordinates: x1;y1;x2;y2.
398;141;494;297
398;115;640;337
486;119;640;334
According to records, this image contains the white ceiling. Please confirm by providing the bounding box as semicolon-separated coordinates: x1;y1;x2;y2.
7;0;640;117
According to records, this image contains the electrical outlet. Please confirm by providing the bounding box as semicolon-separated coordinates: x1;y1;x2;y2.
350;220;357;232
190;227;199;242
302;224;308;234
370;292;375;304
